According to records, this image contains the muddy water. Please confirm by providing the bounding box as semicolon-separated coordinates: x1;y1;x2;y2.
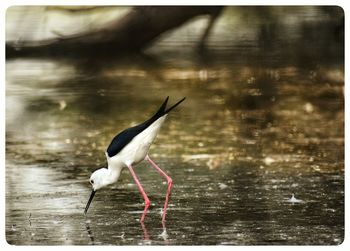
6;7;344;245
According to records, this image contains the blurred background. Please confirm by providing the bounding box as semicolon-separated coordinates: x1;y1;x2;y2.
6;6;344;245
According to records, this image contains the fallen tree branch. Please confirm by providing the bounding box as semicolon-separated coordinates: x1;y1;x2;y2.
46;6;111;13
6;6;224;58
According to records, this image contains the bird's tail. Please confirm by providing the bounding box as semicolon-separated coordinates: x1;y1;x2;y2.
154;96;169;117
152;96;185;121
164;97;186;114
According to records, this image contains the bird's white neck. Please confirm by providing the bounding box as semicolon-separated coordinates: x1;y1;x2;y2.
105;166;122;185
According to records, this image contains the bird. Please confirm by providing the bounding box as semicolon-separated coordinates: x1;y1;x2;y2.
84;96;186;222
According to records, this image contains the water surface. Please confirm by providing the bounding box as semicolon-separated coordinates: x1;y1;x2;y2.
6;6;344;245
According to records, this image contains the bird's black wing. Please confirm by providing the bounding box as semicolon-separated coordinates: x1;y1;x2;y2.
106;97;169;157
106;96;186;158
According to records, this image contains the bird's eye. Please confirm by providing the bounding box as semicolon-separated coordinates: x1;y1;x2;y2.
90;179;94;184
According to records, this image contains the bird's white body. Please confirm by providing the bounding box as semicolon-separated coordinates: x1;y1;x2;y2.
104;115;168;183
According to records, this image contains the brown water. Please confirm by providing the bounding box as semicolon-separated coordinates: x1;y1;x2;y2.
6;6;344;245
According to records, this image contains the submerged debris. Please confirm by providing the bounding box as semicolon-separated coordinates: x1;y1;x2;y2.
264;157;275;165
117;232;125;239
207;158;221;170
287;193;303;203
58;100;67;110
218;183;228;190
304;102;314;113
52;220;62;225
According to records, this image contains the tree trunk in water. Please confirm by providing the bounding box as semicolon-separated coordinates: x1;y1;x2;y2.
6;6;223;58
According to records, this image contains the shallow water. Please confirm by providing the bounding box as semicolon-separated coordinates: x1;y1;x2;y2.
6;6;344;245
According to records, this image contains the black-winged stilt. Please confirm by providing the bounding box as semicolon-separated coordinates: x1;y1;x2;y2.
84;96;185;222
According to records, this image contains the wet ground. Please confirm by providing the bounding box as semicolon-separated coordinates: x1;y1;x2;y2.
6;7;344;245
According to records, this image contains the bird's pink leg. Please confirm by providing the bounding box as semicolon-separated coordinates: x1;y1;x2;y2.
145;155;173;222
127;164;150;223
141;221;149;240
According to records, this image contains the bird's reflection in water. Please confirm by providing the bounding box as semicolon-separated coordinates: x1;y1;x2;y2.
85;219;127;244
85;220;95;245
140;220;170;243
83;215;170;244
141;221;150;240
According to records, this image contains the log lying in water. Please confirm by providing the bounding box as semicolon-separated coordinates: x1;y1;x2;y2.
6;6;224;58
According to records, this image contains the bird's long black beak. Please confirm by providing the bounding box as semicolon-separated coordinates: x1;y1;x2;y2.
84;190;96;214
